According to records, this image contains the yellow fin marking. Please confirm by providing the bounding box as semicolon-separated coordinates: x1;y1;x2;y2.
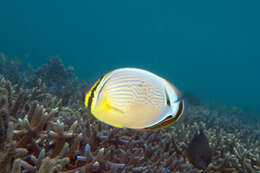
101;96;124;128
102;95;124;113
103;96;112;111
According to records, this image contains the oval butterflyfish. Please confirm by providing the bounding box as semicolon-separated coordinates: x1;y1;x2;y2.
84;68;184;130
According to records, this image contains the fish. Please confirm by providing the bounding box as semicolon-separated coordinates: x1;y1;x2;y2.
186;130;212;169
84;68;184;130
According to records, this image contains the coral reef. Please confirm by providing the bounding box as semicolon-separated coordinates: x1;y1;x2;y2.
0;55;260;172
0;76;198;173
23;56;87;107
0;53;88;106
0;53;24;85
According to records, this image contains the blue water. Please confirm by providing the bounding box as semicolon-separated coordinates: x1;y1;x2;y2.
0;0;259;112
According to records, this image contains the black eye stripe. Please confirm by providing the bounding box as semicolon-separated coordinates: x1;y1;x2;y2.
95;74;111;102
88;75;105;110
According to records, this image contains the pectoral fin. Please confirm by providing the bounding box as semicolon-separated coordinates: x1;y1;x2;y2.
103;96;124;113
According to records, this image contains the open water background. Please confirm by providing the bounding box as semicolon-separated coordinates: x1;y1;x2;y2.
0;0;259;112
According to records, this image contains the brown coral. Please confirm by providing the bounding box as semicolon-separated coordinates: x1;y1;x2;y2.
0;57;260;172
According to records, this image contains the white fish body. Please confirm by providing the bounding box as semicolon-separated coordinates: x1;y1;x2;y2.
85;68;184;130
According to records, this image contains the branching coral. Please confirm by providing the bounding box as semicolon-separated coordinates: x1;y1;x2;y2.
30;57;85;106
0;53;24;85
0;55;87;107
0;78;199;172
0;87;9;150
0;56;260;172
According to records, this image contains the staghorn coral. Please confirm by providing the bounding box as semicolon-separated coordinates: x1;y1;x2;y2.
0;109;8;150
0;53;25;85
0;86;9;150
0;55;88;107
27;57;86;106
168;102;260;173
33;57;74;88
0;77;199;172
0;56;260;172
